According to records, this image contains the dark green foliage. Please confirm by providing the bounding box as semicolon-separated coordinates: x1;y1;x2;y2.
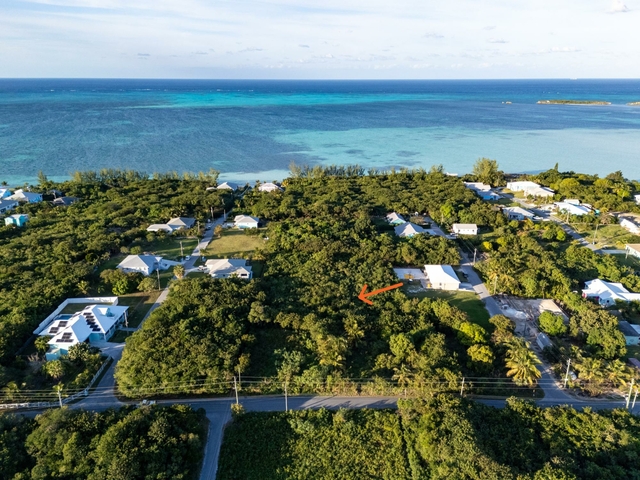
0;404;206;480
538;311;568;336
218;408;410;480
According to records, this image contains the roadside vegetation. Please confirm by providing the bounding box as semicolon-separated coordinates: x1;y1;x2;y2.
0;404;206;479
218;395;640;480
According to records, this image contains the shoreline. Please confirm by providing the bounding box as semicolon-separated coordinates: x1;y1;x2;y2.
537;100;611;106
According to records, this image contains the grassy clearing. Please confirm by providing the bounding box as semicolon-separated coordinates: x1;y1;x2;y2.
612;254;640;271
403;287;491;331
204;230;266;258
117;291;161;328
572;224;640;249
146;236;198;261
109;330;133;343
187;271;209;279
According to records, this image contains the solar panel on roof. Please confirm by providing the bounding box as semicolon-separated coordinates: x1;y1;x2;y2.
58;321;68;327
49;327;59;334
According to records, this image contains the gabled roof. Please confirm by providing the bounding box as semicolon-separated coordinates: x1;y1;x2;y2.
206;258;252;276
503;206;535;218
583;279;640;303
53;196;80;206
258;182;282;192
8;189;42;202
0;188;10;198
452;223;477;230
167;217;195;228
48;317;92;346
394;222;425;237
234;214;260;224
555;202;591;216
45;304;128;345
117;254;161;271
463;182;492;192
386;212;406;223
619;321;639;337
217;182;238;190
7;214;28;220
424;265;460;285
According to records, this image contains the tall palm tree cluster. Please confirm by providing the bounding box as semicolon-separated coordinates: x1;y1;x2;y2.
504;339;542;386
573;353;638;396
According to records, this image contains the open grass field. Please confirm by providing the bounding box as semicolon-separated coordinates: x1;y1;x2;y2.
402;287;491;331
117;291;161;328
572;224;640;249
203;230;266;258
147;236;198;261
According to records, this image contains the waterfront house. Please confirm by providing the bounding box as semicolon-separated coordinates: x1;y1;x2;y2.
582;279;640;306
8;189;43;203
217;182;239;191
0;199;19;215
452;223;478;235
234;215;260;229
506;181;555;198
258;182;283;192
4;214;29;227
386;212;407;225
463;182;500;200
424;265;460;291
206;258;253;279
394;222;426;238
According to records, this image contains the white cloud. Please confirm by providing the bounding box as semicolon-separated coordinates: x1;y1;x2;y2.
483;25;496;30
487;38;507;44
610;0;629;13
423;32;444;39
299;44;310;48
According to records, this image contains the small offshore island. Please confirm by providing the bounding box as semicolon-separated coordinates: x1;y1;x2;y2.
537;99;611;105
628;101;640;106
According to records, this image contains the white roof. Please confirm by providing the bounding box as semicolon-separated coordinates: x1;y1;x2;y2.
452;223;477;230
393;268;426;280
583;279;640;303
7;214;28;220
555;202;591;216
463;182;492;192
234;214;260;224
258;182;282;192
508;181;540;189
146;224;174;232
424;265;460;285
45;304;128;346
117;254;161;271
386;212;406;223
394;222;426;237
167;217;195;228
217;182;238;190
206;258;252;276
0;188;10;198
503;206;535;218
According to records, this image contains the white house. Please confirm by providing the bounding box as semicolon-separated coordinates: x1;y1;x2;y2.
626;244;640;260
635;194;640;205
503;206;536;221
582;279;640;306
40;304;129;360
394;222;426;238
7;189;43;203
147;217;196;233
4;214;29;227
424;265;460;291
506;181;555;198
386;212;406;225
217;182;238;191
554;202;591;216
619;217;640;235
234;215;260;229
117;255;176;276
463;182;500;200
452;223;478;235
618;321;640;346
206;258;253;279
258;182;283;192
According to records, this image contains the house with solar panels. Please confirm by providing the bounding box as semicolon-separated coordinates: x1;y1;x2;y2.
39;304;129;360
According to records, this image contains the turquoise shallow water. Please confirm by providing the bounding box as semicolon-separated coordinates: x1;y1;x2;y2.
1;79;639;185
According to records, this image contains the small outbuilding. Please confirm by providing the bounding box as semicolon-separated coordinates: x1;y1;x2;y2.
234;215;260;229
452;223;478;235
394;222;426;238
424;265;460;291
4;214;29;227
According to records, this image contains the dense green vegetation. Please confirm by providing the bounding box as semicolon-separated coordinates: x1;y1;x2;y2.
218;396;640;480
0;404;206;479
0;169;228;400
116;167;534;398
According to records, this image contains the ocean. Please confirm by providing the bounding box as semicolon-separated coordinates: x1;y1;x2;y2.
1;79;639;185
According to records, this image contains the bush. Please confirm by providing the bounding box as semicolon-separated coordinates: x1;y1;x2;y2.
538;311;568;336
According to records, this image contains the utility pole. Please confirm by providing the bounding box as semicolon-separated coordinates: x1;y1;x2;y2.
563;359;571;388
473;249;477;265
210;206;214;220
180;241;184;259
233;376;238;405
632;387;638;410
284;381;288;412
460;377;465;396
493;275;498;295
592;221;599;245
56;385;63;408
626;379;635;410
156;266;161;291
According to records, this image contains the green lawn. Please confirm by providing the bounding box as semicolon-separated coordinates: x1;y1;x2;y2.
402;287;491;331
186;271;209;279
117;291;161;328
612;254;640;271
572;224;640;249
203;230;266;258
109;330;133;343
146;236;198;261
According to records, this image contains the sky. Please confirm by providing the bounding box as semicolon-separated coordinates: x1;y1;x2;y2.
0;0;638;79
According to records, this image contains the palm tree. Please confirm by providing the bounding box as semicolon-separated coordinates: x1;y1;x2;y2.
604;359;630;389
393;364;413;397
505;341;542;386
173;264;185;280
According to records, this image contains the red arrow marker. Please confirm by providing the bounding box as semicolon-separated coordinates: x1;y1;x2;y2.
358;283;404;305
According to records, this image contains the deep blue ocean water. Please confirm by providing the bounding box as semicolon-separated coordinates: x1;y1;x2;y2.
1;79;639;185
